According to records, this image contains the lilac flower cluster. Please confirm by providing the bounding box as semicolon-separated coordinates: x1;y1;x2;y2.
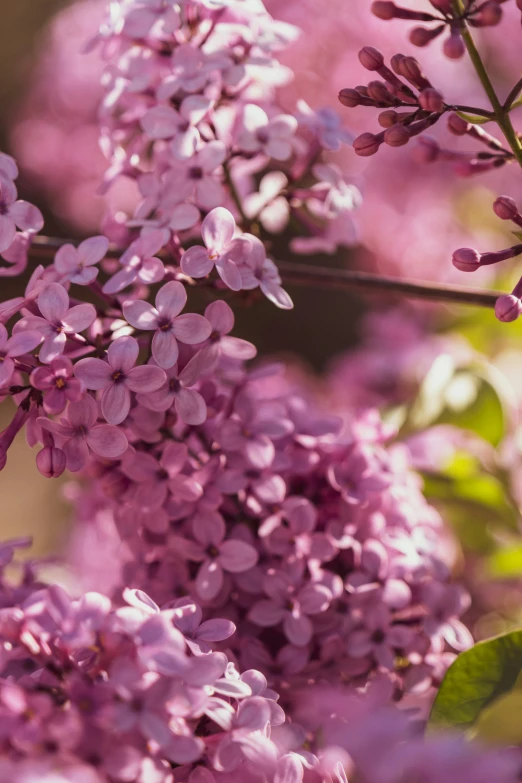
0;153;44;277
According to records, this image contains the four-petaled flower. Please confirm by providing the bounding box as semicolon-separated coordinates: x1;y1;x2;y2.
0;172;44;253
103;229;168;295
31;356;84;414
199;300;257;370
123;281;211;369
141;95;213;160
237;105;297;161
0;324;41;387
74;335;166;424
54;236;109;285
38;395;128;472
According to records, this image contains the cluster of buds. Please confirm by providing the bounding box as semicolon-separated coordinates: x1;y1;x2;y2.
371;0;506;59
415;112;515;176
339;47;446;157
453;195;522;321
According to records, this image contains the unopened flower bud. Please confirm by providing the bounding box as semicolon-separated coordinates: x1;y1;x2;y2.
36;446;66;478
378;110;399;127
338;88;361;108
359;46;385;71
410;24;445;46
443;29;465;59
493;196;520;221
414;136;440;162
448;113;469;135
367;80;394;103
419;88;444;113
390;53;406;75
353;132;382;156
429;0;452;11
452;247;481;272
371;1;397;19
475;1;502;26
495;294;522;322
384;124;410;147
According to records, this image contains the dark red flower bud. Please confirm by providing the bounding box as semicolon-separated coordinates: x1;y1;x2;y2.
359;46;385;71
447;113;469;135
36;446;66;479
378;110;399;127
338;88;361;108
384;124;410;147
495;294;522;322
452;247;481;272
367;80;395;104
443;29;465;59
474;1;502;26
419;88;444;113
371;1;397;19
409;24;445;46
493;196;520;221
353;132;383;156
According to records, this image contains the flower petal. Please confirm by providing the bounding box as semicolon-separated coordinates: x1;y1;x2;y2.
172;313;211;344
108;335;139;372
219;540;258;574
126;365;166;393
152;329;179;369
201;207;235;253
86;424;128;459
0;215;16;254
39;332;66;364
62;304;96;333
74;358;112;390
6;330;42;357
155;280;187;319
38;283;69;324
123;300;159;330
78;236;109;266
196;559;224;601
175;387;207;425
9;200;44;232
180;246;213;279
102;383;131;425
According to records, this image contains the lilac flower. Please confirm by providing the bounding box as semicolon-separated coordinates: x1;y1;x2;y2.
181;208;251;291
122;0;181;38
346;605;415;670
213;697;279;773
237;105;297;161
31;356;84;414
54;236;109;285
38;395;128;471
123;281;211;369
141;96;213;160
0;324;41;387
169;598;236;654
156;44;228;98
165;142;227;211
199;300;257;369
74;336;166;424
183;512;258;601
137;356;207;425
15;282;96;364
239;235;293;309
103;229;168;295
0;173;44;253
295;100;354;150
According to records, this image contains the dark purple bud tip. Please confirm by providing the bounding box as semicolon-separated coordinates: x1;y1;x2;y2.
371;1;397;20
495;294;522;322
37;446;66;479
419;88;444;113
384;124;410;147
493;196;520;221
359;46;385;71
452;247;481;272
353;132;382;156
447;113;469;135
443;31;465;59
338;88;361;108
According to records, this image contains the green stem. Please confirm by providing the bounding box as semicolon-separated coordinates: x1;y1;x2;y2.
454;0;522;167
222;159;250;228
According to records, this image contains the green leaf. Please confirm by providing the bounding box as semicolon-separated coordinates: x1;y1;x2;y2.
455;110;493;125
428;629;522;734
512;230;522;242
487;545;522;578
472;690;522;745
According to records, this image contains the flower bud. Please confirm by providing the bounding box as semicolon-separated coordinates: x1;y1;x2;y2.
448;113;469;135
443;29;465;59
367;80;394;103
429;0;452;11
414;136;440;163
371;1;396;19
353;132;382;156
495;294;522;322
384;124;410;147
410;24;445;46
475;2;502;26
452;247;481;272
338;88;361;108
390;53;406;75
378;110;399;128
493;196;520;221
36;446;66;478
419;88;444;113
359;46;385;71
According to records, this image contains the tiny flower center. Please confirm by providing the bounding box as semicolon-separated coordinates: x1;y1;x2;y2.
371;630;386;645
207;545;220;558
158;318;172;332
0;202;7;216
256;129;269;144
189;166;204;180
111;370;125;383
55;377;66;389
169;378;181;393
209;330;220;343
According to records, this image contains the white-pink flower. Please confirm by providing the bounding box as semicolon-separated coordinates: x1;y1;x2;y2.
74;335;166;425
0;173;44;253
181;207;251;291
54;236;109;285
15;282;97;364
0;324;42;387
123;281;211;369
199;300;257;370
240;235;293;309
38;395;128;472
237;105;297;161
156;44;229;98
137;356;207;425
141;95;213;160
122;0;181;39
165;142;227;211
102;229;167;295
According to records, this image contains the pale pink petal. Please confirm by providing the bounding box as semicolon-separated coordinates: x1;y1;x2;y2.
298;585;331;615
275;754;304;783
196;559;224;601
245;435;274;469
6;331;42;357
140;228;169;257
261;280;293;310
283;613;312;647
0;357;15;386
62;303;96;333
268;115;298;137
54;245;77;274
125;365;166;393
86;424;128;459
248;600;285;627
221;335;257;360
78;236;109;266
180;246;213;279
39;332;66;363
123;300;159;330
219;540;258;573
74;358;112;390
346;630;373;658
155;280;187;318
243;104;268;133
205;299;234;335
198;141;227;173
163;735;204;765
69;267;99;286
108;335;139;372
170;127;199;160
193;512;226;546
265;138;293;161
168;475;203;502
172;313;211;344
38;283;69;323
67;395;98;428
141;105;181;139
0;215;16;253
37;417;74;439
196;178;223;210
201;207;235;253
9;201;44;232
236;697;272;730
63;437;89;472
216;257;242;291
178;353;202;386
175;387;207;425
102;383;131;425
169;203;200;231
196;618;235;642
103;266;137;294
180;94;213;124
161;441;187;474
152;329;179;369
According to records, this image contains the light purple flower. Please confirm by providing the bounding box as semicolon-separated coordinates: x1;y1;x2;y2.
54;236;109;285
295;100;354;151
157;44;228;98
30;356;84;414
237;105;297;161
102;229;168;295
199;300;257;369
123;281;211;369
141;95;213;159
181;207;251;291
122;0;181;38
239;235;293;309
0;324;41;387
137;356;207;425
38;395;128;472
15;282;97;364
346;605;415;670
213;697;279;773
165;142;227;211
219;393;293;469
0;173;44;253
74;335;166;424
169;598;236;654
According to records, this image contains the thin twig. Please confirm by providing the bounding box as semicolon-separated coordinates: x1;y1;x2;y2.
26;235;502;308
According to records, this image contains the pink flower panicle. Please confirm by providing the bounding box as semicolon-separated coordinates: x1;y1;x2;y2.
0;152;44;277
